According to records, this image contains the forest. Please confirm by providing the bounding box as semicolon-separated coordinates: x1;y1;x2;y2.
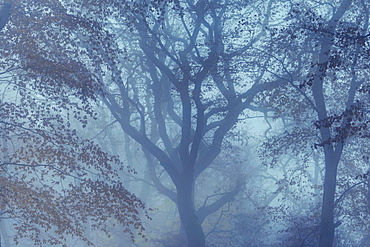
0;0;369;246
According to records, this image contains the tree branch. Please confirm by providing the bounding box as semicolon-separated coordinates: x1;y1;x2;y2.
196;179;242;224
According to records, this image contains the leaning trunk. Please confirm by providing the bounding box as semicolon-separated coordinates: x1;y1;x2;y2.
176;173;205;247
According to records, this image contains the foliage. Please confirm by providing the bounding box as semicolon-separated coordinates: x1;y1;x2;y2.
7;0;370;245
10;0;284;246
259;0;370;245
0;0;149;245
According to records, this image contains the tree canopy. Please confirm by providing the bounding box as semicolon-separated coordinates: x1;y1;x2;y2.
0;0;148;245
2;0;370;246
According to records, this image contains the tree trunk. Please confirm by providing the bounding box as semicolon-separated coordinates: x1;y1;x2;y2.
0;2;11;32
312;2;352;245
176;174;205;247
319;152;339;247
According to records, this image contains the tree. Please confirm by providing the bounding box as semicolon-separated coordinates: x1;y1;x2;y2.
262;0;370;245
76;1;287;246
0;0;148;245
2;0;286;246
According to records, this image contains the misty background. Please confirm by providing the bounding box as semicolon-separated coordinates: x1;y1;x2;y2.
0;0;369;246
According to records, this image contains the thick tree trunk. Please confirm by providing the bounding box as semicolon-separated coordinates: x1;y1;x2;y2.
319;152;339;247
176;174;205;247
312;2;352;245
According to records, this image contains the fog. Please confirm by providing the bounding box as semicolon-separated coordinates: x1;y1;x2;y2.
0;0;369;246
